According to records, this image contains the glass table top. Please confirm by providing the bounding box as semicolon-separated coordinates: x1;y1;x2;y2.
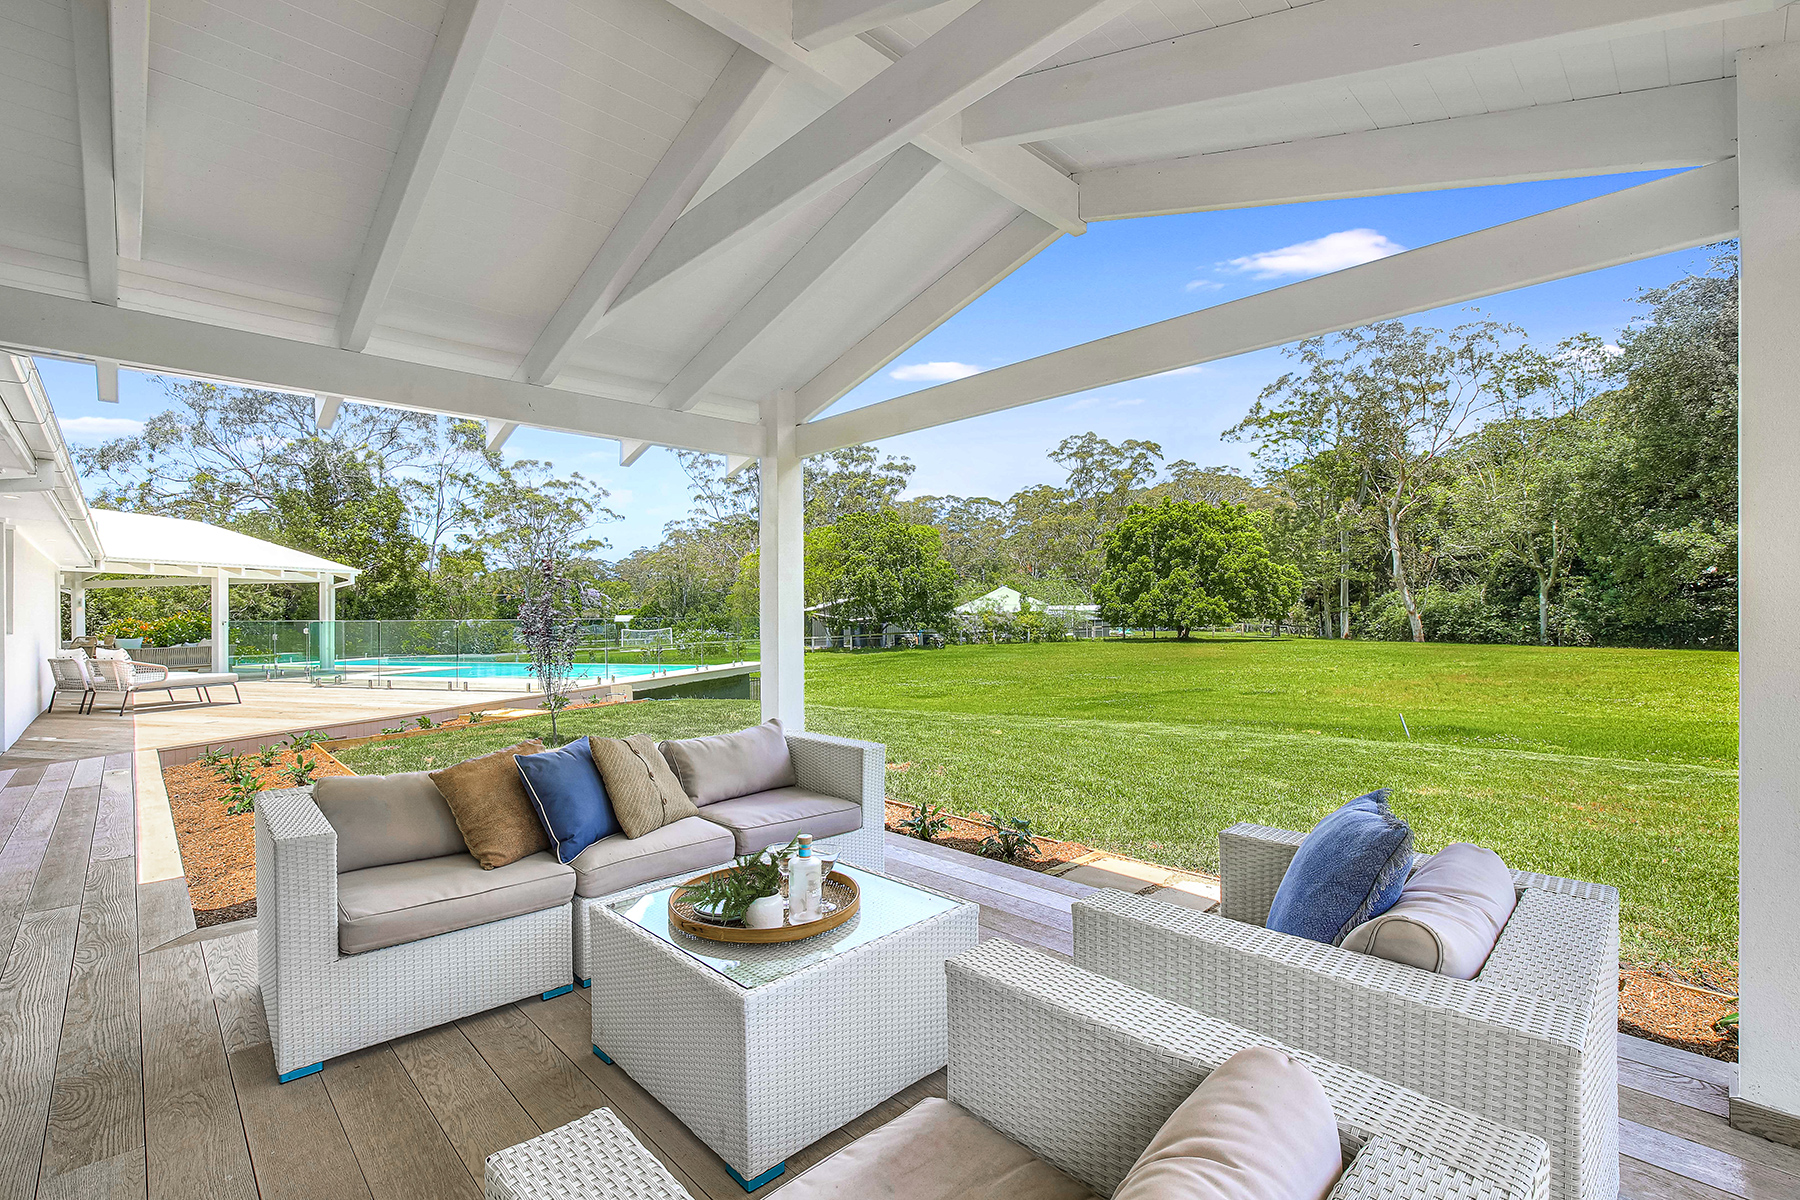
609;864;963;989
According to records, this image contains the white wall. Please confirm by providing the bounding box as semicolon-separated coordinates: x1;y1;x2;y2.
4;529;64;750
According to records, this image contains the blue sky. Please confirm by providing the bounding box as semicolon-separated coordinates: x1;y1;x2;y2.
37;169;1720;556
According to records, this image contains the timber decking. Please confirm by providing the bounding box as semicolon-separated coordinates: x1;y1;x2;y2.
0;754;1787;1199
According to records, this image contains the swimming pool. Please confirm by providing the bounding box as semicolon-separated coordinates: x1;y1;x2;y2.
337;659;693;680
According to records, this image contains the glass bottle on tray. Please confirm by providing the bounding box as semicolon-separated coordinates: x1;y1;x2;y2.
789;834;822;923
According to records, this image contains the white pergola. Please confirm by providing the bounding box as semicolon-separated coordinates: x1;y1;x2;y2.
0;0;1795;1140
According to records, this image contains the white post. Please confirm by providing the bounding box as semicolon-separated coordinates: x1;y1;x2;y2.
209;569;229;674
318;576;337;669
69;579;86;639
1735;40;1800;1146
758;389;805;728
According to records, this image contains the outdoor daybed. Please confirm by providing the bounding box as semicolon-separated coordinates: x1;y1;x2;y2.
486;939;1553;1200
1071;822;1620;1200
86;655;242;712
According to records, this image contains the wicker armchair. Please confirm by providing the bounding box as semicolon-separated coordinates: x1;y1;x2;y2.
47;655;95;712
487;939;1551;1200
1071;822;1619;1200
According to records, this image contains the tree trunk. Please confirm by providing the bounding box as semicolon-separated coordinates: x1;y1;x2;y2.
1387;506;1424;642
1537;572;1549;646
1339;524;1351;639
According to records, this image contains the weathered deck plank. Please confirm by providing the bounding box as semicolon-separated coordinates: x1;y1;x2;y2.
0;904;81;1200
27;785;103;915
390;1023;542;1179
321;1046;480;1200
225;1042;370;1200
200;932;266;1056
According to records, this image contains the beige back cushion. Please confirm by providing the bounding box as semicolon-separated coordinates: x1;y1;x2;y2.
314;771;470;874
659;718;796;806
1113;1045;1343;1200
428;740;550;869
590;734;698;838
1340;842;1518;979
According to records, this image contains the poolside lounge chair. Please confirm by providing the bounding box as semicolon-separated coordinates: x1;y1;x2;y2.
87;655;242;713
47;654;95;713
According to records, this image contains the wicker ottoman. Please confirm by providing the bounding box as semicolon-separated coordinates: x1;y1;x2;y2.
485;1108;690;1200
588;865;981;1191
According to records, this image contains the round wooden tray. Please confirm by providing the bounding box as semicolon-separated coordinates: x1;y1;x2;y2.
668;869;859;944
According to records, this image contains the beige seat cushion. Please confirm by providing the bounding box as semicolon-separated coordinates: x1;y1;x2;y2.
1114;1045;1343;1200
314;772;466;873
337;851;574;955
659;719;796;806
589;735;697;838
695;787;861;856
569;816;736;898
778;1097;1096;1200
1341;842;1518;979
429;740;550;869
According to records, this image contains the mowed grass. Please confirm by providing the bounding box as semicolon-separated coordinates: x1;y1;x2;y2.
339;635;1740;976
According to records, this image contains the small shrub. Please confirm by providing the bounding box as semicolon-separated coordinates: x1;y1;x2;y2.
380;727;404;735
255;745;280;768
415;715;435;730
225;773;264;816
287;754;320;787
896;800;951;842
199;745;229;767
979;813;1041;863
285;730;329;753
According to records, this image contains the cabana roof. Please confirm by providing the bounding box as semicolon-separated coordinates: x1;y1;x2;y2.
83;509;357;583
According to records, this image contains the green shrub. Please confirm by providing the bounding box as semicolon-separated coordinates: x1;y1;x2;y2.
147;611;210;647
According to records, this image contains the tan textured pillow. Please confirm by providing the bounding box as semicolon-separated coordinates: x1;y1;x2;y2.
428;740;549;869
590;734;698;838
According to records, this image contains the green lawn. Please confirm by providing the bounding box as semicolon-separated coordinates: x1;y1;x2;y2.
335;637;1739;977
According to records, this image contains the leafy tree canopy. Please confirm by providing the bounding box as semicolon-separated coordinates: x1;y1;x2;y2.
1095;499;1302;638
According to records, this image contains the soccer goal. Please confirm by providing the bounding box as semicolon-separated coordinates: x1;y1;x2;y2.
622;626;674;648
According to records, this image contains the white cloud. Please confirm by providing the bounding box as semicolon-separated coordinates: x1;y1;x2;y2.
1184;279;1224;293
890;361;982;382
1223;228;1404;279
1062;395;1146;412
59;416;143;440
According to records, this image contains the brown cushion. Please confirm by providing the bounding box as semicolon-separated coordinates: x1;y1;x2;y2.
313;772;466;873
336;851;575;954
658;718;796;806
777;1097;1096;1200
428;740;550;869
694;787;861;856
569;816;736;898
1113;1045;1344;1200
589;734;698;838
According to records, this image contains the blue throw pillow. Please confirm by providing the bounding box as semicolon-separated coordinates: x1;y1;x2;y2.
1265;789;1413;946
516;737;618;864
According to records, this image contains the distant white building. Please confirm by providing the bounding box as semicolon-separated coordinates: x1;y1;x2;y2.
956;585;1100;624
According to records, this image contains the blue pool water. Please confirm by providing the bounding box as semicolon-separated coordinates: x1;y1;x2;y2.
336;659;693;680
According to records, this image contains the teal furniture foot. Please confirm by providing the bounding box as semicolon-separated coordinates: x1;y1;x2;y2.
541;984;573;1000
592;1045;613;1064
727;1163;785;1192
278;1062;323;1083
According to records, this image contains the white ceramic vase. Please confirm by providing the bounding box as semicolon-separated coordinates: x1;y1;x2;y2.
744;894;786;929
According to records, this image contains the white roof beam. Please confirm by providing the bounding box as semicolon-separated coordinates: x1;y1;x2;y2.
793;0;951;49
68;0;118;305
654;147;943;412
620;439;650;466
725;454;753;476
337;0;505;351
796;210;1058;420
95;358;119;403
522;47;782;386
664;1;1080;233
1079;80;1738;221
314;393;342;430
484;419;517;452
798;162;1739;454
962;0;1783;147
0;283;761;458
108;0;148;261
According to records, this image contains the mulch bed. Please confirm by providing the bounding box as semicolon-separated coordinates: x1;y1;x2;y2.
881;766;1090;872
165;747;355;927
1618;966;1739;1062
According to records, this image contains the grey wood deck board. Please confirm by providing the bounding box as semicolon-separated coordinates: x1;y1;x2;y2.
89;769;135;864
135;877;195;955
200;932;267;1056
0;904;80;1200
320;1045;481;1200
225;1042;370;1200
0;776;72;962
883;831;1098;898
27;785;103;914
390;1023;542;1180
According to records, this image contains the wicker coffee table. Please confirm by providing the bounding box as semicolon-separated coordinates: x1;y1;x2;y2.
587;864;979;1191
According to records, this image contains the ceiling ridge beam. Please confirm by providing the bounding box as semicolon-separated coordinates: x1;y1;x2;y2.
0;283;761;457
522;46;782;386
654;146;944;412
337;0;505;352
662;0;1080;232
69;0;118;305
1078;80;1739;221
798;162;1740;455
617;0;1125;316
962;0;1782;147
793;0;953;49
108;0;148;262
796;210;1058;420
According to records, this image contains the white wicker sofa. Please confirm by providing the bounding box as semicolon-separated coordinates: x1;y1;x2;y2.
1070;822;1619;1200
487;939;1552;1200
570;729;885;985
256;785;576;1081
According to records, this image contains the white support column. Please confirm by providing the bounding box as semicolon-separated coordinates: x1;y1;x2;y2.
69;580;86;639
1734;39;1800;1146
317;577;337;670
758;390;804;728
209;570;229;674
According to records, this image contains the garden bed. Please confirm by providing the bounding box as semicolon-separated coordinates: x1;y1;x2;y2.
881;796;1089;872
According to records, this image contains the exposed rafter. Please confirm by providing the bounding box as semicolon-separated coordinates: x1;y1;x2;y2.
654;148;943;412
523;49;781;387
961;0;1781;147
0;284;761;457
337;0;505;351
792;0;951;49
620;439;650;466
725;454;753;476
314;394;343;429
95;358;118;403
485;419;517;452
1078;81;1738;220
799;162;1739;455
796;211;1058;420
68;0;118;305
108;0;148;261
